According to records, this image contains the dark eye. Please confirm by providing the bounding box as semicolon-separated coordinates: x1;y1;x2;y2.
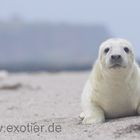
104;48;110;54
124;47;129;53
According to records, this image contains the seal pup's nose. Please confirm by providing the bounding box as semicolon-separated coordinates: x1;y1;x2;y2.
111;55;121;61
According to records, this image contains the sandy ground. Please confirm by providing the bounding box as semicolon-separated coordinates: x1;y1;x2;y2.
0;72;140;140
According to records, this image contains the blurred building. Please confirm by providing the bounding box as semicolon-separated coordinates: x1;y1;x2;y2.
0;20;112;71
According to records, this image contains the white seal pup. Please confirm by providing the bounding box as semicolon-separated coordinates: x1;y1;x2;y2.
80;38;140;124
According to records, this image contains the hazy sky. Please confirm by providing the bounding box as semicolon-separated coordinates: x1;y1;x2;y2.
0;0;140;58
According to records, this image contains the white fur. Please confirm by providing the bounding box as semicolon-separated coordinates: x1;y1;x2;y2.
81;38;140;124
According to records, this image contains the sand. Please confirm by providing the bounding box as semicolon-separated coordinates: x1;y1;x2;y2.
0;71;140;140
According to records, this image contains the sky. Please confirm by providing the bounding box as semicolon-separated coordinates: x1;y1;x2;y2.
0;0;140;58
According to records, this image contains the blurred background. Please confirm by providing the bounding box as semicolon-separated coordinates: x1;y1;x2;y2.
0;0;140;72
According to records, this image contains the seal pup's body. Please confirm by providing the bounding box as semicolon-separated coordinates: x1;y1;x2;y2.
81;38;140;124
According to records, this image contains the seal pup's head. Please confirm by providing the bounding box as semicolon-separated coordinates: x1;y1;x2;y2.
98;38;135;78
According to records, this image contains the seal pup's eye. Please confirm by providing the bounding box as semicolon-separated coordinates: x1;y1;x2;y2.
104;48;110;54
124;47;129;53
